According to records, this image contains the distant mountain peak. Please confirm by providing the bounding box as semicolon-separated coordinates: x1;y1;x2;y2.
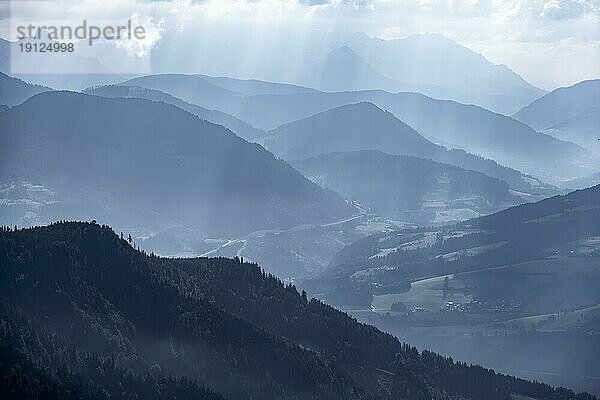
330;32;545;113
319;45;374;69
301;46;400;92
319;101;383;113
328;45;359;56
263;101;438;161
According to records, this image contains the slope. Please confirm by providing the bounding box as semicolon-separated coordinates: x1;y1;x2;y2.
0;91;351;236
0;72;51;106
326;184;600;282
299;46;403;92
291;150;520;221
0;221;595;400
343;33;545;114
311;185;600;394
85;84;264;142
120;73;245;111
235;91;592;184
513;79;600;130
264;102;556;198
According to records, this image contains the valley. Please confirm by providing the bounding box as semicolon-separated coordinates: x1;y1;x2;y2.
308;187;600;395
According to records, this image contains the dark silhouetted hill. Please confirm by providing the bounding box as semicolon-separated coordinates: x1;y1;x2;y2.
0;221;595;400
0;72;50;106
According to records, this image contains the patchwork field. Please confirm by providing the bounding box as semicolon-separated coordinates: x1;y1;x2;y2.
370;256;600;329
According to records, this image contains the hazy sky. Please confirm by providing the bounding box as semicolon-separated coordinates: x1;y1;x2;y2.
2;0;599;90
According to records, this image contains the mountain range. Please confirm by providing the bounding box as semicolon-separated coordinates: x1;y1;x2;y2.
0;32;546;114
0;21;598;400
263;102;556;197
147;30;543;114
121;73;591;185
347;34;545;113
0;91;351;236
299;37;545;114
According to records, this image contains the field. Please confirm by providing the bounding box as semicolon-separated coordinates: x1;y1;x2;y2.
369;256;600;327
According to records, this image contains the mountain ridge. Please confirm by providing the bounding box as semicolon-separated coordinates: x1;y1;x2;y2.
0;91;352;236
263;102;557;198
0;72;51;106
513;79;600;155
291;150;520;223
84;84;264;142
513;79;600;130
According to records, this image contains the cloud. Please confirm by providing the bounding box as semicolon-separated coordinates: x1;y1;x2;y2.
540;0;592;19
298;0;330;5
297;0;373;6
115;12;164;58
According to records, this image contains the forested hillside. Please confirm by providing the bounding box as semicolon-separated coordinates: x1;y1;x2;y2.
0;222;595;400
0;72;50;106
